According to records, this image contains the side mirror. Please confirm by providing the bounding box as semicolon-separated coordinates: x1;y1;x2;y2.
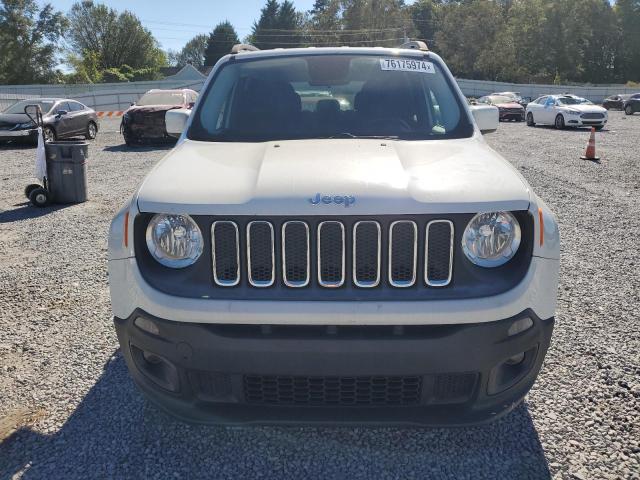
470;104;498;134
130;102;135;106
57;109;68;116
165;108;191;138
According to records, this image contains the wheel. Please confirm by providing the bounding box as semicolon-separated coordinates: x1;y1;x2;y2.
85;121;98;140
29;187;51;207
123;131;137;147
43;126;56;142
24;183;41;199
625;105;633;115
526;112;535;126
554;114;565;129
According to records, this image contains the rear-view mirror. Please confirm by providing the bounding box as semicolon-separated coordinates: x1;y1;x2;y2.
470;104;499;134
165;108;191;138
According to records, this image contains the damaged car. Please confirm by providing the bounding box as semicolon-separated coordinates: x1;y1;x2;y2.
120;89;198;146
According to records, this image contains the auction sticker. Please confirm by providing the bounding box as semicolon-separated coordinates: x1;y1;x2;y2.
380;58;435;74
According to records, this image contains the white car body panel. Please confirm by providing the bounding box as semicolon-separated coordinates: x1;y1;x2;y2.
527;95;608;127
108;46;560;327
136;137;530;216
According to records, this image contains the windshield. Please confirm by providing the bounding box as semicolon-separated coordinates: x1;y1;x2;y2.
557;97;591;105
487;95;514;104
189;54;473;142
4;100;55;114
137;92;185;106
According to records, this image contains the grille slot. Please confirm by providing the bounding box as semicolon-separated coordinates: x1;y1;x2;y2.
581;112;604;119
317;221;345;288
247;221;275;287
425;220;454;287
388;221;418;287
432;373;477;403
282;221;310;288
244;375;422;406
353;221;381;288
211;221;240;286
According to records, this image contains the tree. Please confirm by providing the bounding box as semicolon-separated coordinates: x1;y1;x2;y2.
0;0;67;84
409;0;440;49
340;0;410;47
307;0;342;46
175;33;209;68
67;1;167;79
616;0;640;82
251;0;304;49
434;0;506;79
204;22;240;66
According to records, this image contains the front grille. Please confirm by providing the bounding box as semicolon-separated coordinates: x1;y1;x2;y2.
212;221;240;286
244;375;422;406
425;221;454;286
209;217;455;289
389;221;417;287
581;113;604;119
247;221;275;287
317;221;345;287
353;221;381;287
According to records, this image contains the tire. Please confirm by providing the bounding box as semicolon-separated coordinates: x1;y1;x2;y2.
85;121;98;140
29;187;51;207
123;131;137;147
24;183;41;199
526;112;535;127
43;126;56;143
554;114;565;130
625;105;633;115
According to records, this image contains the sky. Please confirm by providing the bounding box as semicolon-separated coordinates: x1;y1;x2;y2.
45;0;318;52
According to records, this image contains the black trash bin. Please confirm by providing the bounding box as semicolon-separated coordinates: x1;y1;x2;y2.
45;141;89;203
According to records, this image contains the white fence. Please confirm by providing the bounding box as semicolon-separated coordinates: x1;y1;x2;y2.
456;79;639;102
1;77;637;112
0;79;204;112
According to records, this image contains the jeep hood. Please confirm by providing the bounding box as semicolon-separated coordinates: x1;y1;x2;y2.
137;138;531;215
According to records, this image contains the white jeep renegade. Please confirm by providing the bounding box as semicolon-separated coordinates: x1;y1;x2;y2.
108;43;560;426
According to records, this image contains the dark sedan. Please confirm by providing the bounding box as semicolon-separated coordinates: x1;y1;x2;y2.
602;94;628;110
623;93;640;115
0;98;99;144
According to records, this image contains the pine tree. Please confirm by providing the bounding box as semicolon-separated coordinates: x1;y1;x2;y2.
204;21;240;67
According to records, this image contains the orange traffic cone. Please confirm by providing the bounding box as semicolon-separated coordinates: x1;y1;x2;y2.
580;127;600;161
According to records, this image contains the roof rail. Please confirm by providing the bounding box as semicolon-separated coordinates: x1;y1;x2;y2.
231;44;259;54
399;40;429;52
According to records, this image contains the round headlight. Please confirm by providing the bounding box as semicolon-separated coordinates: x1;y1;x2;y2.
462;212;521;267
146;214;203;268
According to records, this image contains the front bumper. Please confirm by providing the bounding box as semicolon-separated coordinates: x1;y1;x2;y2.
567;117;607;127
115;309;554;426
0;128;38;139
498;111;524;121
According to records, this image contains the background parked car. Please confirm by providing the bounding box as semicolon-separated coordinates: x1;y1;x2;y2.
492;91;530;108
0;98;99;144
120;89;198;146
478;94;525;121
526;95;607;130
602;94;630;110
623;93;640;115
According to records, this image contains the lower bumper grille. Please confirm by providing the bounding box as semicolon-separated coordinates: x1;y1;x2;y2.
244;375;423;406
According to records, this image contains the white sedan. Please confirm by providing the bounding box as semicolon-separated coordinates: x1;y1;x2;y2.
525;95;608;130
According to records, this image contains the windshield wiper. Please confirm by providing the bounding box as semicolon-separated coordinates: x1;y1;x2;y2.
327;133;400;140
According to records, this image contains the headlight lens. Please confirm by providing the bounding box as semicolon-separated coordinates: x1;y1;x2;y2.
462;212;521;267
565;109;580;115
145;214;203;268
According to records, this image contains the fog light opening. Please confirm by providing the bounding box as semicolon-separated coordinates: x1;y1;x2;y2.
505;352;526;366
130;345;180;393
134;316;160;336
507;317;533;337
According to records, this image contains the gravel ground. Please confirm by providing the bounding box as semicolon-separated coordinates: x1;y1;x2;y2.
0;114;639;480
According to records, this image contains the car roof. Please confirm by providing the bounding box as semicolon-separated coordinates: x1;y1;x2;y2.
222;46;434;62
